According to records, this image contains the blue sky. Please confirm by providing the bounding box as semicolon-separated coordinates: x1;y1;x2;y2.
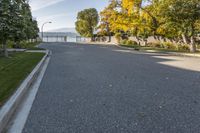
30;0;109;32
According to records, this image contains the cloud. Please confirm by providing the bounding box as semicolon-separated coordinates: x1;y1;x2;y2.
35;12;76;31
37;13;68;21
36;13;75;22
29;0;65;11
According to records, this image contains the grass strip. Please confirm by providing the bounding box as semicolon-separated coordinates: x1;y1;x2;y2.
0;52;45;106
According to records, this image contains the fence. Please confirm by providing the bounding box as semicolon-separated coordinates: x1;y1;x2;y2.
39;32;86;43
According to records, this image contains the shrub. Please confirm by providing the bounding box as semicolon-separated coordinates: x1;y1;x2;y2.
121;39;138;46
7;40;14;48
134;45;140;51
197;44;200;49
120;39;128;45
148;42;163;48
196;39;200;45
19;41;28;48
126;40;138;46
115;33;122;43
162;42;176;50
176;44;190;52
18;41;39;49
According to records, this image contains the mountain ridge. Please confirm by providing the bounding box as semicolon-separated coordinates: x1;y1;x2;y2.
47;27;77;33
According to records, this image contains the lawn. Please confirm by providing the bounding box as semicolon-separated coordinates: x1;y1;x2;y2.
0;52;45;106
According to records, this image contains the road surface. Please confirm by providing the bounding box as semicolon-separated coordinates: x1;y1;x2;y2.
23;43;200;133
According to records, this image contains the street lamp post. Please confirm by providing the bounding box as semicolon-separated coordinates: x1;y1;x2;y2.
41;21;52;42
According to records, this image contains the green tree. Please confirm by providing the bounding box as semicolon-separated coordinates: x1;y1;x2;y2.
75;8;99;41
0;0;12;57
11;0;26;47
0;0;39;56
158;0;200;52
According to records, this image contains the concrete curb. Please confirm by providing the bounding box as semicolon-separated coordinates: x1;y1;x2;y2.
7;49;26;52
0;50;50;132
77;42;116;45
115;45;139;51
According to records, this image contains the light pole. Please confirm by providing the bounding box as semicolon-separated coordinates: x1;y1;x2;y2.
41;21;52;42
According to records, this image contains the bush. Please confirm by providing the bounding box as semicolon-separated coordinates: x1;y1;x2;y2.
176;44;190;52
7;40;14;48
121;39;138;46
196;39;200;45
120;39;128;45
120;39;140;50
1;40;40;49
162;42;176;50
148;42;163;48
17;41;39;49
19;41;28;48
115;33;122;43
126;40;138;46
197;44;200;49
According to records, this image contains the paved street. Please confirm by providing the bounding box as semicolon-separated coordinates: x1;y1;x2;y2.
23;43;200;133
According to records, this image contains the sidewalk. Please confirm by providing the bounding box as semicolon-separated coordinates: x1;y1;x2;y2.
77;41;115;45
142;49;200;58
7;49;26;52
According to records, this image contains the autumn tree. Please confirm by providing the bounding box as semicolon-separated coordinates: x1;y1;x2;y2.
99;0;118;42
100;0;200;52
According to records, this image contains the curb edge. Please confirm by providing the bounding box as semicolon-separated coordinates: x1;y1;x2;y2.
0;50;50;132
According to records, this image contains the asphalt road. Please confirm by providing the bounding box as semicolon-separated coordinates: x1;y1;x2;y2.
23;43;200;133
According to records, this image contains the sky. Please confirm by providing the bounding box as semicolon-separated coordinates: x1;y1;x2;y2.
29;0;109;32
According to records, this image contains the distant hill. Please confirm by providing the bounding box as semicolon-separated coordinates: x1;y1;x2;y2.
47;28;77;33
38;32;79;38
37;27;80;38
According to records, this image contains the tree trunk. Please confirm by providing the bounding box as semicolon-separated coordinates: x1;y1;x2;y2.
136;36;140;46
90;36;93;42
182;33;188;44
108;34;111;42
3;40;8;57
142;38;147;46
190;36;196;53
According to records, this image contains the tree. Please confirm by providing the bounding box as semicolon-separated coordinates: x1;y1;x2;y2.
11;0;26;47
0;0;39;56
99;0;153;45
75;8;99;41
0;0;13;57
99;0;118;42
100;0;200;52
158;0;200;52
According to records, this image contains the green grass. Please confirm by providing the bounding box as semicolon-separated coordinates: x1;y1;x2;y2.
0;52;45;106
